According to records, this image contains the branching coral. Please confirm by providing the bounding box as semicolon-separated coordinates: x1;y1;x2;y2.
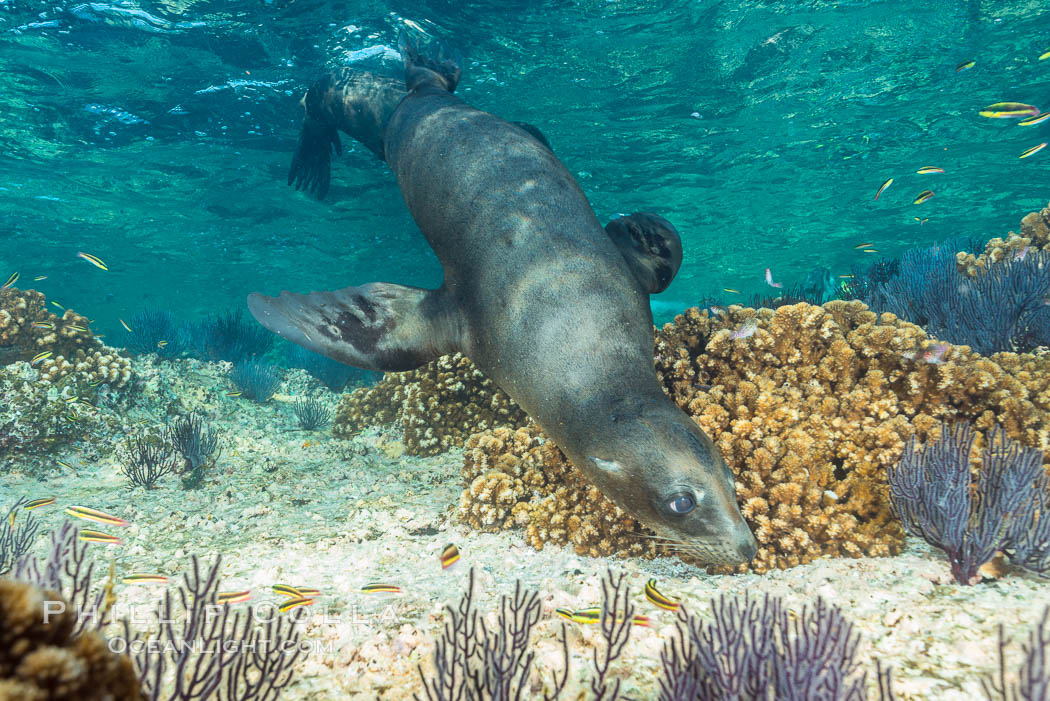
0;287;131;388
0;578;143;701
334;353;527;456
956;201;1050;276
458;425;659;559
458;299;1050;572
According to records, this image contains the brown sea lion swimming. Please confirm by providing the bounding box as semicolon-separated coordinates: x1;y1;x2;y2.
249;35;757;565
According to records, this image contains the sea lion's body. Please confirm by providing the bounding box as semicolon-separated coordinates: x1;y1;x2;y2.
251;38;757;565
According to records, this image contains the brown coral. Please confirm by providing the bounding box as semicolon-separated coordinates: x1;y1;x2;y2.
0;578;142;700
956;201;1050;276
458;425;659;559
334;353;527;456
0;287;131;388
458;300;1050;572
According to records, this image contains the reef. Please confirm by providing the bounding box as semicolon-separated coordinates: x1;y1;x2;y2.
956;201;1050;276
0;287;131;388
0;577;142;700
458;299;1050;572
333;352;527;456
458;425;659;559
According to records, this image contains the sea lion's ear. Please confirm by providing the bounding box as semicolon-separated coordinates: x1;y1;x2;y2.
247;283;462;373
604;213;683;294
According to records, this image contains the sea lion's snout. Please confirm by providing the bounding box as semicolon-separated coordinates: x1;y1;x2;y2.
582;399;758;566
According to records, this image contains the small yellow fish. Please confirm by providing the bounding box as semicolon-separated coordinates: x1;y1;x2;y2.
216;590;252;605
916;166;944;175
722;288;740;294
225;391;242;397
31;322;54;329
1040;49;1050;61
33;275;47;281
570;607;601;623
279;597;314;613
79;529;122;545
76;251;108;271
122;574;168;584
119;318;133;333
439;543;460;569
157;340;168;348
361;583;401;594
644;578;680;612
24;497;55;510
913;190;935;204
56;460;76;474
64;505;130;527
31;351;52;366
854;242;874;249
2;272;18;289
955;59;975;73
979;102;1040;118
295;586;321;597
272;584;304;598
8;511;15;529
1020;143;1047;159
67;325;88;333
64;396;79;404
874;177;893;200
554;607;575;621
838;274;854;279
1018;113;1050;126
50;301;64;310
864;248;880;253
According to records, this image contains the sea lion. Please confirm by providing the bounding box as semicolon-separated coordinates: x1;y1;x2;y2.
250;35;758;565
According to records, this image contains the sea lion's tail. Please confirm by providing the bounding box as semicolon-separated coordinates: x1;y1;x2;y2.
398;30;462;93
247;283;463;373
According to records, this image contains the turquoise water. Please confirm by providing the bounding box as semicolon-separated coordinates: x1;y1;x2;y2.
1;0;1049;331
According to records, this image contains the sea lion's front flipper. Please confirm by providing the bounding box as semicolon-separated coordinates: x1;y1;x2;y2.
511;121;553;152
247;283;461;372
604;212;684;294
288;115;342;200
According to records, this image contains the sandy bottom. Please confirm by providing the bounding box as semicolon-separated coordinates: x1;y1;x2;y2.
3;357;1048;699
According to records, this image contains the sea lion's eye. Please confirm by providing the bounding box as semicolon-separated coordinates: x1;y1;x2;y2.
668;493;695;515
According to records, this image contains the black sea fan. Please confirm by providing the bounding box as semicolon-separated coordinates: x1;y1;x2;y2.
658;593;866;701
122;308;187;358
0;496;42;576
167;412;221;489
232;358;281;402
293;397;331;430
888;421;1047;584
189;309;275;363
119;435;177;489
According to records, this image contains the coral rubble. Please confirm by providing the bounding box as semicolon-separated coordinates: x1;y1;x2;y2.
333;353;527;456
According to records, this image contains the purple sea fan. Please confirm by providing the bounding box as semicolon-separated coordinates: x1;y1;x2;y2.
887;422;1046;584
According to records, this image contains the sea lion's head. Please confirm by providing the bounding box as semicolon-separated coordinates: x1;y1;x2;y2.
578;397;757;566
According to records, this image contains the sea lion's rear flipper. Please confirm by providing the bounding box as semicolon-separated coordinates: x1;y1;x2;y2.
398;30;462;93
604;213;684;294
288;115;342;200
511;121;553;152
247;283;461;372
